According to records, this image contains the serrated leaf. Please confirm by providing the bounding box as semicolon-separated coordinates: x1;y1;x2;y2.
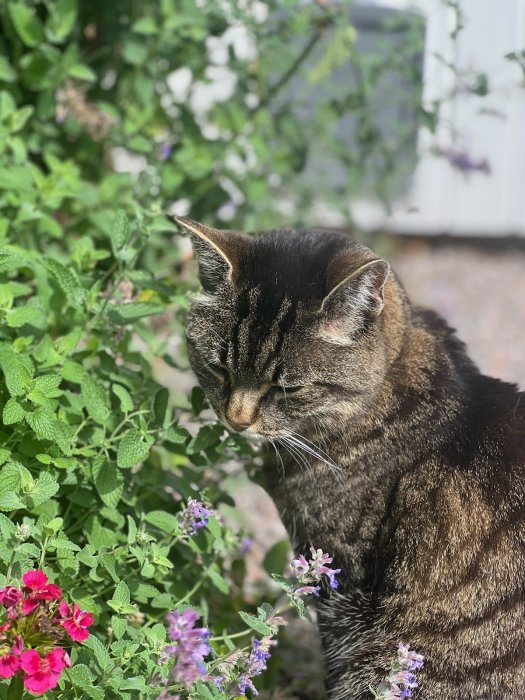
2;398;25;425
67;663;95;686
6;304;46;328
34;374;62;396
25;408;56;440
238;611;273;636
0;491;25;511
83;634;113;672
106;302;164;324
47;538;80;551
27;472;59;507
111;615;127;640
55;328;82;356
46;258;86;308
112;384;133;412
110;210;130;257
60;359;85;383
117;430;153;469
92;459;123;508
108;581;135;614
81;376;110;424
8;3;45;47
144;510;180;535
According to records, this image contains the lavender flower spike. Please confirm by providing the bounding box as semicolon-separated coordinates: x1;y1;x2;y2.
181;497;214;535
162;608;211;689
290;546;341;599
370;642;424;700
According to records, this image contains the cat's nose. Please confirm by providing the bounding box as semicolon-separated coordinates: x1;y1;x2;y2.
226;416;253;432
225;389;259;432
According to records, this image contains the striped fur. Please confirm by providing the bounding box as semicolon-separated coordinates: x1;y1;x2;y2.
179;218;525;699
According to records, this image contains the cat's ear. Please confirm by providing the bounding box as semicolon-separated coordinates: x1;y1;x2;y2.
173;216;247;293
318;254;390;340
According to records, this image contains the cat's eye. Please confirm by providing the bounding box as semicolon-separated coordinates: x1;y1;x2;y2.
207;363;229;382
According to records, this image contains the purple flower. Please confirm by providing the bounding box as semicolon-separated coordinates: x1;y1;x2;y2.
371;642;424;700
240;537;253;555
289;547;341;599
182;498;214;535
159;142;172;160
162;608;211;688
234;636;273;696
435;146;491;175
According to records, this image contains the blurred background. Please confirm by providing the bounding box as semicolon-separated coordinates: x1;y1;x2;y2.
1;0;524;696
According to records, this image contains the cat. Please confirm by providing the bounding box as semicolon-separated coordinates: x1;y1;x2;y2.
175;215;525;700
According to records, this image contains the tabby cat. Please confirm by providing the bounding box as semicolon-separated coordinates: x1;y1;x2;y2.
176;216;525;700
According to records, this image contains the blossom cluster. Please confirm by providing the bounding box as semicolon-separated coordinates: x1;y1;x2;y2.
161;608;211;691
290;547;341;598
371;642;425;700
0;570;93;695
181;498;214;535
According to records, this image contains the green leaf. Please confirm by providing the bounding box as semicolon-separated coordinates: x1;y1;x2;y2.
263;539;291;576
68;63;96;82
208;568;229;594
25;408;56;440
10;106;34;133
109;209;130;257
6;304;46;328
186;425;223;454
0;57;16;83
92;459;124;508
47;0;78;42
153;387;169;425
0;491;25;511
34;374;62;397
27;472;59;507
83;634;113;672
111;615;127;640
122;40;148;66
106;302;164;324
2;398;25;425
117;430;154;469
67;663;95;686
112;384;133;412
8;3;45;47
144;510;180;535
108;580;136;614
238;611;273;636
190;386;207;415
165;424;190;445
132;16;158;34
81;376;110;424
46;258;86;308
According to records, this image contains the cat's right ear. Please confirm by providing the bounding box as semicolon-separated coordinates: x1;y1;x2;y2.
172;216;247;293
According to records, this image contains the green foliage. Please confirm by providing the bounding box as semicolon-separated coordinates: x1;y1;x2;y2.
0;0;431;697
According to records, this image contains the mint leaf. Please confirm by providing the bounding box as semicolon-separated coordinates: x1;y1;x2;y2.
117;430;153;469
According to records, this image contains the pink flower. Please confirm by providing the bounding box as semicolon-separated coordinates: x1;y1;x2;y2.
0;586;22;608
20;648;70;694
21;571;62;615
0;648;21;679
59;602;93;642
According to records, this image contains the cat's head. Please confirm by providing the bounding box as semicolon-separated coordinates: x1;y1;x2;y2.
178;217;407;439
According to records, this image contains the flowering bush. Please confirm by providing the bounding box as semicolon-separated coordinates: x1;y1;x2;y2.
0;569;93;694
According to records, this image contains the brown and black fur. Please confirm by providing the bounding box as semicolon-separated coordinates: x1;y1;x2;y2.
176;216;525;700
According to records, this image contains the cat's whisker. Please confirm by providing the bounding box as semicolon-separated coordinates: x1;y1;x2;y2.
287;431;344;475
285;434;345;486
278;437;313;478
269;439;286;482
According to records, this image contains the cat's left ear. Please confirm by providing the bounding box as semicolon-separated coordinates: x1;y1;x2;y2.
318;254;391;340
173;216;247;293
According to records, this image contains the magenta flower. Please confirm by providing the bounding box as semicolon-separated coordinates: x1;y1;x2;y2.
162;608;211;688
21;570;62;615
59;602;94;642
20;648;70;694
0;636;22;679
0;587;23;609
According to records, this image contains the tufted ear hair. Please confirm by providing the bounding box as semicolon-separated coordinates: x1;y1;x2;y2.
172;216;248;293
318;250;391;342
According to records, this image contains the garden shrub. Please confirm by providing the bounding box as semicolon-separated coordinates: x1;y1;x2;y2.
0;0;428;697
